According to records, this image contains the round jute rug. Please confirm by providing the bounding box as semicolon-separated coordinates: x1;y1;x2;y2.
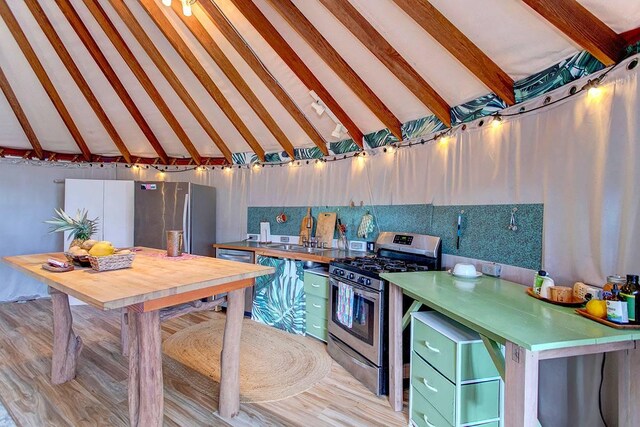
162;313;332;403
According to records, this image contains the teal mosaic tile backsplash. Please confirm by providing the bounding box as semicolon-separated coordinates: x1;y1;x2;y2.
248;203;543;270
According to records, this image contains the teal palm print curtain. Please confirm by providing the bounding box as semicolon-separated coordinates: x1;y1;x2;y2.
252;256;306;335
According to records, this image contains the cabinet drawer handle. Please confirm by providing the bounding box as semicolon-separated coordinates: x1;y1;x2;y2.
312;303;322;308
422;414;436;427
312;324;321;329
423;341;440;353
422;378;438;393
311;283;320;288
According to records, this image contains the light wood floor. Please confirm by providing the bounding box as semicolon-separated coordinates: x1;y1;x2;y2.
0;299;408;426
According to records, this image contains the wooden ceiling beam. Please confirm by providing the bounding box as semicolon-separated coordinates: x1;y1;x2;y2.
392;0;515;106
140;0;294;160
106;0;251;162
319;0;452;124
24;0;132;163
522;0;627;66
126;0;270;162
225;0;364;147
0;0;91;161
0;145;226;165
81;0;207;164
0;65;44;160
265;0;404;138
55;0;169;164
194;0;328;156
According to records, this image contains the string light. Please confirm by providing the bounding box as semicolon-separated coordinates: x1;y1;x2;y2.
491;113;503;128
3;55;631;172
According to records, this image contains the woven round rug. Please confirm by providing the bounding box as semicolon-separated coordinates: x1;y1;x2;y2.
162;313;332;403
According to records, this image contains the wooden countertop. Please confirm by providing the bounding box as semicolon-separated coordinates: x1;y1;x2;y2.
382;271;640;351
3;248;274;311
213;241;366;263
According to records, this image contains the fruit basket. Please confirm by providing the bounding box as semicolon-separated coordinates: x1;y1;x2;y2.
88;252;135;272
64;252;92;267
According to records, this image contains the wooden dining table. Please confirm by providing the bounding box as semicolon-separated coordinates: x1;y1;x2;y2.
2;248;275;427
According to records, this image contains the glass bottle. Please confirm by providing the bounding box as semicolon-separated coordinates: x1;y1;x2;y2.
620;274;639;324
605;284;629;323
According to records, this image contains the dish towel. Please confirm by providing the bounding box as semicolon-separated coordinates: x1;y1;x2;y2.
337;282;354;328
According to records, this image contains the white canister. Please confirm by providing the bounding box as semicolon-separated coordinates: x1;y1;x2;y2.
540;276;555;299
259;221;271;243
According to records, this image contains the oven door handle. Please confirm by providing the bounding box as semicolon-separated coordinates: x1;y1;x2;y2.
331;335;374;370
330;278;381;299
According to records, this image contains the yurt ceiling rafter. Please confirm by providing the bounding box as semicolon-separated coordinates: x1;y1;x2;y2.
57;0;170;164
522;0;628;66
0;0;638;165
170;0;329;156
80;0;208;164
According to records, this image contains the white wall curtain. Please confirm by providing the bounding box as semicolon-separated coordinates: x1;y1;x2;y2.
1;55;638;427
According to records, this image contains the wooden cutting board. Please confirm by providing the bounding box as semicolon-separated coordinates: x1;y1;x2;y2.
315;212;337;248
299;207;313;244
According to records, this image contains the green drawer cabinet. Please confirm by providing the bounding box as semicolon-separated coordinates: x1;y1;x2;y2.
303;271;330;342
410;311;503;427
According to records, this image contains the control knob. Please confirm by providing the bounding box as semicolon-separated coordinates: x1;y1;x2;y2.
348;273;355;280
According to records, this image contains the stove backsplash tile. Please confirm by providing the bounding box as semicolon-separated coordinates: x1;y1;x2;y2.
247;203;543;270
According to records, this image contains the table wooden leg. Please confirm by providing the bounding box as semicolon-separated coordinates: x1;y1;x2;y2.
219;288;245;418
619;341;640;426
127;309;163;427
388;282;403;412
121;309;129;357
504;341;539;427
50;288;83;385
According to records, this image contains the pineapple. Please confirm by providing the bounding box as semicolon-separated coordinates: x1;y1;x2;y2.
45;208;99;249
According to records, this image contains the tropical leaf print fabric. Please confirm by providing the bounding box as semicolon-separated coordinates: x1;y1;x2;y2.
252;256;306;335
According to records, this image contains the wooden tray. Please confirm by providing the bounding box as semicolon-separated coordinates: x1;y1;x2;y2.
575;309;640;329
42;263;74;273
526;287;585;307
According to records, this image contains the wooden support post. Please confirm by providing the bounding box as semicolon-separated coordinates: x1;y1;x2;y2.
504;341;539;427
617;341;640;426
631;341;640;426
401;300;422;331
50;288;83;384
127;309;163;427
388;282;403;412
218;288;245;418
480;335;505;381
121;309;129;357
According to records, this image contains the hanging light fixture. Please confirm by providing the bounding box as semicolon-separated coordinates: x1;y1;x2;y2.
331;123;346;139
181;0;197;16
162;0;172;6
310;101;325;116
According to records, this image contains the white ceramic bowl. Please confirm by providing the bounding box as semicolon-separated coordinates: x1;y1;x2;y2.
452;263;477;277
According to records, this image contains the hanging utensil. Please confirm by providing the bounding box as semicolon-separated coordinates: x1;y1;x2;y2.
508;207;518;231
456;210;464;250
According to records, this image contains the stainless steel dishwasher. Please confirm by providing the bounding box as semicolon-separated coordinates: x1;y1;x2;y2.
215;248;255;316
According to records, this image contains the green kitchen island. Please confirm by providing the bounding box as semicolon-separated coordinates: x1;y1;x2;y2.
382;271;640;427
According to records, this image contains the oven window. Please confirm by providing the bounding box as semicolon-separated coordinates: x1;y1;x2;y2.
331;283;375;345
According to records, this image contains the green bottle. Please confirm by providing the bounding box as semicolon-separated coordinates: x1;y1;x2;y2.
620;274;639;323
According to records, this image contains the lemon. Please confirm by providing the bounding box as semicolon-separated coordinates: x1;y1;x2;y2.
586;299;607;319
89;242;115;257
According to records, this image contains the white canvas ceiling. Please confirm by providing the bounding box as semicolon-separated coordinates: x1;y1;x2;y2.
0;0;639;161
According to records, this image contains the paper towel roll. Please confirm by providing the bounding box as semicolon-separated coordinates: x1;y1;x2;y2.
260;221;271;243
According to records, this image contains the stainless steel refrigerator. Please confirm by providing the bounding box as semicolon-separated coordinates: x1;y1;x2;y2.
134;182;216;256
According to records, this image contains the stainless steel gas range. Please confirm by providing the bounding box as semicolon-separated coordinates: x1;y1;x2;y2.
327;232;442;395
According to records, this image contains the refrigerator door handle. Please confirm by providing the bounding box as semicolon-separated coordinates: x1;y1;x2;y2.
183;192;190;253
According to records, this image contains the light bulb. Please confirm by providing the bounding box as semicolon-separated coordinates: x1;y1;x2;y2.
588;86;602;98
182;0;192;16
438;135;449;144
491;115;502;128
162;0;172;6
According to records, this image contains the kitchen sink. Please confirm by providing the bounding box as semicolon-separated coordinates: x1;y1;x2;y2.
266;243;327;253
